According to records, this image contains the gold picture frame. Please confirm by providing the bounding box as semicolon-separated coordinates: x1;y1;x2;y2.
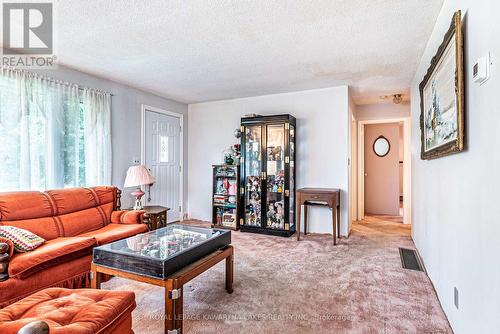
419;10;465;160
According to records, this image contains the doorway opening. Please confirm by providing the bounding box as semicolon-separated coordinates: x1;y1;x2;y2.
354;117;411;225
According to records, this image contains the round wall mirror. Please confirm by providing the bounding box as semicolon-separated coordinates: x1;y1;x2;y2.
373;135;390;157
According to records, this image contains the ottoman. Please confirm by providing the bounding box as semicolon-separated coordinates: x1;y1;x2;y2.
0;288;136;334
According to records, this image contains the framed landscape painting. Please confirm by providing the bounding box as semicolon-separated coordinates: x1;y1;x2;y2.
419;10;465;160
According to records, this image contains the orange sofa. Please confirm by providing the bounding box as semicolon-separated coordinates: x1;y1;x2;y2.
0;187;149;308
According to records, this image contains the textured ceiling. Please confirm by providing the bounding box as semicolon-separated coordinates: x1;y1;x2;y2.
51;0;443;104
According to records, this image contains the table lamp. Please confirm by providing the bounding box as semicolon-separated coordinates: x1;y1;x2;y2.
124;165;155;210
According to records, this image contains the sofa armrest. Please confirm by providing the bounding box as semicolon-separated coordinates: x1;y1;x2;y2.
111;210;147;225
17;321;50;334
0;238;13;282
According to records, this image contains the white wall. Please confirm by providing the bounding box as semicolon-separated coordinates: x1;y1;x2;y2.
411;1;500;333
188;86;350;235
355;102;410;121
34;66;188;209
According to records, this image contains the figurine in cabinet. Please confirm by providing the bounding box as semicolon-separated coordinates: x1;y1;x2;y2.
216;208;223;225
267;146;282;161
228;179;237;196
267;203;276;221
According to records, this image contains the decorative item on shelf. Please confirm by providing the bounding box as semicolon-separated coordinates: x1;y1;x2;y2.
222;144;241;165
216;208;224;225
266;200;285;229
267;170;284;193
419;10;464;160
223;148;234;165
124;165;155;210
232;143;241;165
267;146;282;161
234;128;242;139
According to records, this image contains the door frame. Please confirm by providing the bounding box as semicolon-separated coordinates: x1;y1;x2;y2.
141;104;184;221
357;117;411;224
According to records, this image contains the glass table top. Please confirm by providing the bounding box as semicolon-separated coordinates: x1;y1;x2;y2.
94;224;225;262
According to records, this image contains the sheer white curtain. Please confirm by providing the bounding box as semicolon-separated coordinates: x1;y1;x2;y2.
82;88;112;187
0;68;112;191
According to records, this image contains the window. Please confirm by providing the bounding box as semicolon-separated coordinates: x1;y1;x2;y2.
159;135;169;162
62;102;86;187
0;68;111;191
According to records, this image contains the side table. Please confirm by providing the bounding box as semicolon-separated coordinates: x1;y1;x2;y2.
297;188;341;245
135;206;170;230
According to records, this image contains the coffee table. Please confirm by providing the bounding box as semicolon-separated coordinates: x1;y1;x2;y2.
91;224;233;334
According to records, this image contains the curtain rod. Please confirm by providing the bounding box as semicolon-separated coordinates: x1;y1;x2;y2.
1;66;114;96
77;87;114;96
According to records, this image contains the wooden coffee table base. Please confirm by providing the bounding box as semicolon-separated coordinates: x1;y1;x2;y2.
91;245;234;334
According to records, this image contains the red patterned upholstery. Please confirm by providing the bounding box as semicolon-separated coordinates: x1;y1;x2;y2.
0;288;135;334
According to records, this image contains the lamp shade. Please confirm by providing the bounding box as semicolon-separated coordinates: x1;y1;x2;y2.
124;165;155;188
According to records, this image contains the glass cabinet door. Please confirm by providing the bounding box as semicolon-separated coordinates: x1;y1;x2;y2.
265;124;285;229
243;125;262;226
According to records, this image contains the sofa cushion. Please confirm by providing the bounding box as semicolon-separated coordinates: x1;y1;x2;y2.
0;226;45;252
79;223;148;245
8;237;96;279
1;217;61;241
0;288;136;334
0;187;118;240
56;203;113;237
46;187;116;216
89;186;117;207
0;191;54;221
111;210;145;224
0;255;92;308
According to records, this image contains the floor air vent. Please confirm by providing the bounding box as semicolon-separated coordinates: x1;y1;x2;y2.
399;248;424;272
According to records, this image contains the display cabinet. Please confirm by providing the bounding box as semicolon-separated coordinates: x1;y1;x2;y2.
239;114;296;237
212;165;240;230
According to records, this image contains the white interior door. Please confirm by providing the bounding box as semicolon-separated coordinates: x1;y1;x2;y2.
144;109;182;222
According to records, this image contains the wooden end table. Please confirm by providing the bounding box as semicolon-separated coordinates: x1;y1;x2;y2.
297;188;341;245
136;205;170;230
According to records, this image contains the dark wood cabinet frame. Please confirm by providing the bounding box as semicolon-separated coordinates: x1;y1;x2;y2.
239;114;296;237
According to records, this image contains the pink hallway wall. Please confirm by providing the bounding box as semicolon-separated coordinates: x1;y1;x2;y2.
364;123;399;215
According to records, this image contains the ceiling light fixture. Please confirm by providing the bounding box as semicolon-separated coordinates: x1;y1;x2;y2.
393;94;403;104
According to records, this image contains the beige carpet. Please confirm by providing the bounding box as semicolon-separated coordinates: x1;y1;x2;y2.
103;216;452;334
